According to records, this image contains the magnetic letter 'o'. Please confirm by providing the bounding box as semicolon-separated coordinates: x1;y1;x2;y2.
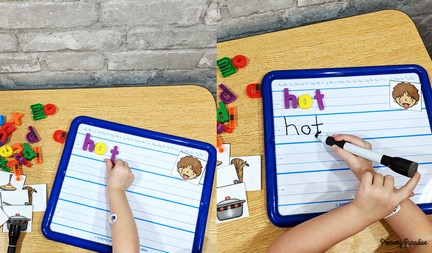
94;142;107;155
298;94;313;109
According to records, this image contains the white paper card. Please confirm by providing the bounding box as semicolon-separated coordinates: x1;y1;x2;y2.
230;156;262;191
1;190;29;206
24;184;47;212
216;183;249;223
0;208;8;226
0;171;26;191
217;144;231;167
217;164;239;187
171;152;207;185
389;81;422;111
2;205;33;232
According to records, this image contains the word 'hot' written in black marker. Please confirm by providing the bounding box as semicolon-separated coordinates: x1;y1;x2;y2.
284;115;323;136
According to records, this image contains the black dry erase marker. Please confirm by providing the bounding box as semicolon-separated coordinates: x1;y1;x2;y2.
316;133;418;178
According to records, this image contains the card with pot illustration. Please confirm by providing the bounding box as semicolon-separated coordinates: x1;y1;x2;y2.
0;171;26;191
2;205;33;232
216;183;249;223
217;143;231;167
171;152;207;185
217;164;239;187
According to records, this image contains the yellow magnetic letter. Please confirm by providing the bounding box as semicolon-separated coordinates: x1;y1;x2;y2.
94;142;107;155
298;94;313;109
0;145;14;158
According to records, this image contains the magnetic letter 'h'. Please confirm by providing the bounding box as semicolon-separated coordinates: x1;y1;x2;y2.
82;133;95;152
284;88;298;109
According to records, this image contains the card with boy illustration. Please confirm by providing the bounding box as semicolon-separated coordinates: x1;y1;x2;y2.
171;152;207;185
390;81;422;111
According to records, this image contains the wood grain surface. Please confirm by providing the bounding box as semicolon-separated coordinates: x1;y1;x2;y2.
217;10;432;253
0;86;217;253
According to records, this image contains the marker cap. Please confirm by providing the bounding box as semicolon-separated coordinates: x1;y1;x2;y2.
381;155;418;178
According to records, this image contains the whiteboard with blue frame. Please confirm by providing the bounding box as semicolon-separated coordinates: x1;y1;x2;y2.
42;116;216;252
262;65;432;227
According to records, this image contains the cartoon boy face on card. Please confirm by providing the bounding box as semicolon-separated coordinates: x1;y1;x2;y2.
171;152;206;185
390;81;422;111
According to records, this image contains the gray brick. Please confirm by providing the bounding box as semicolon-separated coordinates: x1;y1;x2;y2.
298;0;339;7
398;1;432;16
220;0;296;18
101;0;205;27
197;49;216;68
43;52;106;71
0;2;97;29
127;26;215;50
2;71;96;88
282;2;345;27
95;70;158;86
0;54;40;73
204;0;221;25
218;11;284;41
0;34;17;52
108;50;204;71
18;30;123;52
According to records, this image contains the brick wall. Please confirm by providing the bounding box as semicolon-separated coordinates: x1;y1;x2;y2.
218;0;432;57
1;1;431;95
0;0;218;94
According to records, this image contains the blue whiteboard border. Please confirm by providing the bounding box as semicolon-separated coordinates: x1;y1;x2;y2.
262;64;432;227
42;116;216;252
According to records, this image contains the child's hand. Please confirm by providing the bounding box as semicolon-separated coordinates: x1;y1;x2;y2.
351;171;420;223
331;134;373;179
105;159;135;192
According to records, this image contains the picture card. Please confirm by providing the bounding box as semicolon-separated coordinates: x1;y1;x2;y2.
171;152;207;185
0;208;7;226
24;184;47;212
216;183;249;223
2;205;33;232
217;164;239;187
1;190;29;206
217;143;231;167
230;156;262;191
0;171;26;191
389;81;422;111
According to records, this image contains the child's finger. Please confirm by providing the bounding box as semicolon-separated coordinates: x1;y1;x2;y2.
105;158;113;170
360;171;374;187
331;145;357;165
396;172;421;201
113;159;124;167
372;173;384;185
333;134;372;150
383;175;394;189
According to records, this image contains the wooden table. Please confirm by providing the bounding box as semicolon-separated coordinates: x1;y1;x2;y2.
0;86;216;253
217;10;432;253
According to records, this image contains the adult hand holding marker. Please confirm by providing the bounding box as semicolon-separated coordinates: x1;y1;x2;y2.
316;133;418;178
